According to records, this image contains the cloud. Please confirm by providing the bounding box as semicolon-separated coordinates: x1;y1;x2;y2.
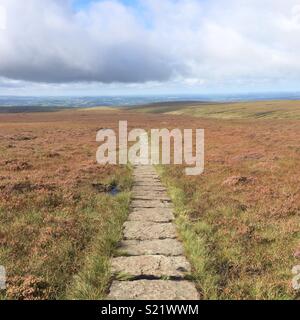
0;0;177;83
0;4;6;30
0;0;300;91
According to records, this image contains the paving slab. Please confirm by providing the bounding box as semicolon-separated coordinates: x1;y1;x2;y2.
133;165;155;169
134;180;161;185
133;172;157;176
133;181;163;185
118;239;184;256
133;181;163;186
132;194;170;201
133;169;156;173
128;208;174;222
133;191;169;197
123;221;177;240
108;280;200;300
111;255;191;278
133;179;160;183
131;200;172;208
133;173;158;177
132;186;167;192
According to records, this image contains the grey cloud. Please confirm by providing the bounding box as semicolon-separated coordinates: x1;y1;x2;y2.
0;43;175;83
0;0;179;84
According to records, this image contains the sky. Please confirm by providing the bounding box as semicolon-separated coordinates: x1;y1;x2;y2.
0;0;300;96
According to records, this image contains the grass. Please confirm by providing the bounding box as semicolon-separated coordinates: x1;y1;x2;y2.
157;156;299;300
156;166;220;299
0;169;132;300
66;192;131;300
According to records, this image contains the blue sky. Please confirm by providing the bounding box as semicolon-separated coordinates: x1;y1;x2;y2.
1;0;300;96
73;0;94;9
73;0;139;10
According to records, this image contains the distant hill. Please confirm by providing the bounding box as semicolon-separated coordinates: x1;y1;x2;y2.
129;100;300;120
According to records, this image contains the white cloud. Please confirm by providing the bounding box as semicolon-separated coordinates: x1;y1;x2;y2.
0;4;6;30
0;0;300;93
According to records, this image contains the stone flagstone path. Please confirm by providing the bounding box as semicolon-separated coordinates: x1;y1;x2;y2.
107;165;199;300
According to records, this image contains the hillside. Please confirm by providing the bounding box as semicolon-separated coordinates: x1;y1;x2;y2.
130;100;300;120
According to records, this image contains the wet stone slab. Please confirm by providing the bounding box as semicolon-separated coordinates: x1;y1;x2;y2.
108;280;200;300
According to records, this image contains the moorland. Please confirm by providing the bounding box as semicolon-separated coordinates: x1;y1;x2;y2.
0;100;299;299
